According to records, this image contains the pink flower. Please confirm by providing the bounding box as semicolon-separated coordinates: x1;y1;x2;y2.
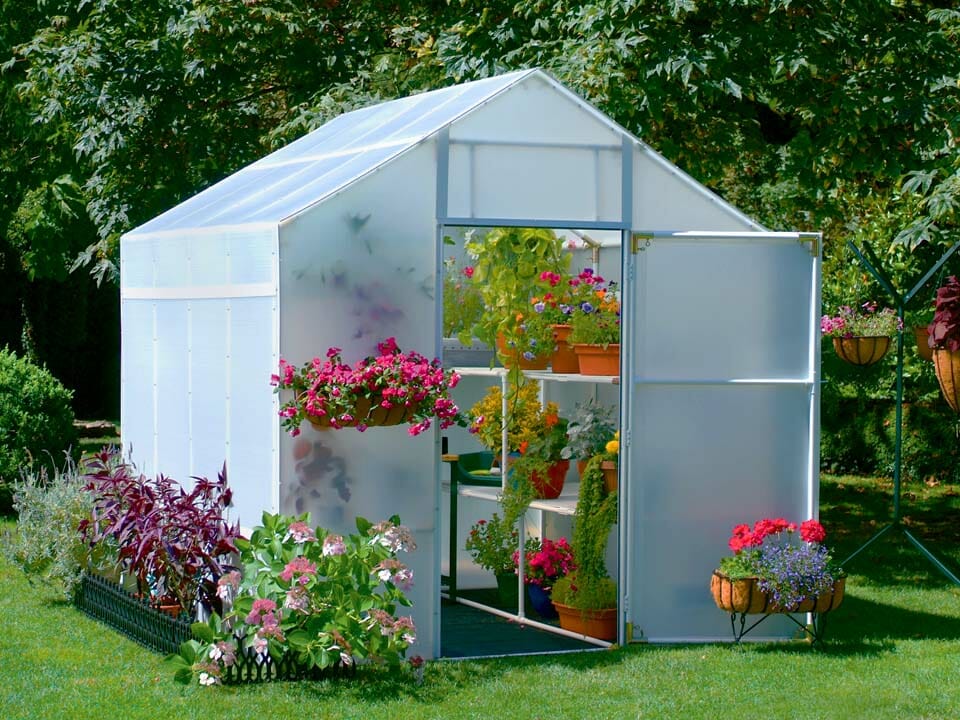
279;557;317;583
462;266;474;278
323;534;346;556
245;598;277;625
287;521;316;544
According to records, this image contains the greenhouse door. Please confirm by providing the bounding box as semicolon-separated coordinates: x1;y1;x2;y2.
622;231;821;642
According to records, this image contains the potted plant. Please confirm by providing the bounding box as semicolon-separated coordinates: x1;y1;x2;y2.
465;513;527;607
79;448;241;616
504;408;570;500
710;517;845;620
513;536;575;619
550;455;618;640
527;269;579;373
464;227;570;371
566;270;621;375
821;301;901;366
272;337;466;436
560;399;618;478
912;302;935;361
927;276;960;411
468;380;559;462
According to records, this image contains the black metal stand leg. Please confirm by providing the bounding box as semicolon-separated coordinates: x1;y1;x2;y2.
729;612;832;645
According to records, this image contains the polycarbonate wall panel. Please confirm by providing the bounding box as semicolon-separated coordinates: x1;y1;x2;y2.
636;239;813;380
120;301;155;474
189;301;229;492
633;148;758;231
448;144;622;223
630;385;812;640
155;302;191;484
278;142;438;656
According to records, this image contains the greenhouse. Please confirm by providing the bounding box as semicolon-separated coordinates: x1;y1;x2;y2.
119;68;822;658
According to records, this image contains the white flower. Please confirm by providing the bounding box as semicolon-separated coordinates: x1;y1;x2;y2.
198;673;217;686
209;645;223;661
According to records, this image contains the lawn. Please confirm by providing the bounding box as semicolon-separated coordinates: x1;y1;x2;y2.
3;474;960;720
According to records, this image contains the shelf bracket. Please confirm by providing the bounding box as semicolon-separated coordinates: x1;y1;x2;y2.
798;232;820;257
631;232;653;254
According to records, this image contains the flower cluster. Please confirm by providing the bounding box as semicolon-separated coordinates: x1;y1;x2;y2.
719;517;840;610
468;380;560;453
514;536;576;589
567;270;621;346
272;337;465;437
820;302;901;338
172;512;418;686
465;513;519;574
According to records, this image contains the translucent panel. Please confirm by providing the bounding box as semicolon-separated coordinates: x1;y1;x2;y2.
189;234;229;287
228;232;275;285
120;301;156;475
277;143;438;656
634;147;758;231
228;297;277;528
449;145;622;223
635;238;814;380
630;385;812;641
154;236;190;288
188;301;228;489
450;73;622;146
155;302;190;483
129;71;534;236
120;237;155;289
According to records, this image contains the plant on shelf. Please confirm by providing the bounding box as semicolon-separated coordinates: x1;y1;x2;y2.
272;336;466;436
442;254;485;341
503;407;570;501
464;227;570;368
560;399;618;469
550;455;618;639
168;511;419;686
821;301;901;366
926;276;960;410
79;448;241;615
567;269;620;347
465;513;522;575
468;379;559;456
711;517;845;613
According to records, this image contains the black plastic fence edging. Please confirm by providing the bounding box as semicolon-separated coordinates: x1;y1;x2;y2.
74;573;356;684
74;573;194;656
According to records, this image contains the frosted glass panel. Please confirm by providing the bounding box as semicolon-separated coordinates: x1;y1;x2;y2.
120;238;154;289
637;239;813;380
631;385;812;641
189;234;229;287
228;233;274;285
278;142;438;655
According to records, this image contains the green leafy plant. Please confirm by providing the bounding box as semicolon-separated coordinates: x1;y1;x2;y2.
465;513;520;575
442;254;485;340
464;227;570;365
468;380;559;454
560;399;618;462
0;348;76;512
169;511;418;685
4;454;113;599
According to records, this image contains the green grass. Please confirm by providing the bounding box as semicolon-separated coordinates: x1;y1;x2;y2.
3;474;960;719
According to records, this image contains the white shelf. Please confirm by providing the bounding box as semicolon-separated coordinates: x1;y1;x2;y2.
452;366;618;384
458;481;580;516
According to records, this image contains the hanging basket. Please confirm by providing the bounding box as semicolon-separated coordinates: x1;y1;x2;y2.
709;572;846;614
933;348;960;413
914;326;934;361
306;398;416;430
831;336;890;366
550;324;580;374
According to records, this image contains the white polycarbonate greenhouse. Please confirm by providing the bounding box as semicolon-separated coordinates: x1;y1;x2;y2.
120;69;822;657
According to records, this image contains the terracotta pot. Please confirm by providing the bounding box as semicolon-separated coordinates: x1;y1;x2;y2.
933;348;960;412
553;602;617;640
831;336;890;366
576;459;588;479
914;326;933;361
709;571;846;614
550;324;580;374
496;333;549;370
573;343;620;375
600;460;618;494
529;459;569;499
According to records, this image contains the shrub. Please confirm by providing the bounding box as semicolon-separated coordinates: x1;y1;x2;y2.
0;348;76;512
3;455;112;599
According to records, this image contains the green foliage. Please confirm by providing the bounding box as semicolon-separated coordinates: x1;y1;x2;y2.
176;511;417;685
465;512;522;574
0;348;75;511
2;455;102;598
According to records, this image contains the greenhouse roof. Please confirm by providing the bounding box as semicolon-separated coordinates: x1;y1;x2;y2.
129;69;546;236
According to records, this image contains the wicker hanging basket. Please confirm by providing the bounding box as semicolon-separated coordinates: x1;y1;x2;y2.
831;336;890;366
933;348;960;413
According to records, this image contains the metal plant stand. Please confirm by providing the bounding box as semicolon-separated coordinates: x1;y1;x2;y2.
728;609;833;645
839;240;960;586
